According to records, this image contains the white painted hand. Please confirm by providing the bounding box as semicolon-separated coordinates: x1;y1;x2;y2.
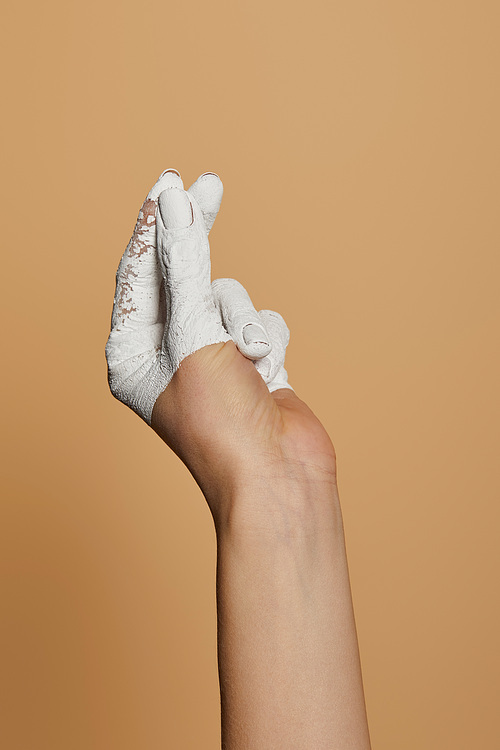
105;170;292;425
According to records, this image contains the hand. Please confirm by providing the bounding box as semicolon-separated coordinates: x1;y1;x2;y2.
105;171;370;750
105;170;336;523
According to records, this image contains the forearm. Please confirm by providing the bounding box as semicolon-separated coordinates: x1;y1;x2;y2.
214;478;371;750
107;170;370;747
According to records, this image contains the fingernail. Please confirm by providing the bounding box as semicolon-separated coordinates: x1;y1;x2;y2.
158;188;193;229
160;168;181;177
242;323;270;349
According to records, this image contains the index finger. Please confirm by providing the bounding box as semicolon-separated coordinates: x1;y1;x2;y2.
110;169;183;333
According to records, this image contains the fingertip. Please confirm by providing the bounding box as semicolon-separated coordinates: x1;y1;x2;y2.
258;309;290;348
148;169;184;200
158;188;194;230
160;168;181;178
187;173;224;233
200;170;220;178
241;323;271;358
198;171;223;188
189;172;223;200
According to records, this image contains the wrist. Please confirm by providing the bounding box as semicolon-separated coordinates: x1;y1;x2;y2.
211;465;342;542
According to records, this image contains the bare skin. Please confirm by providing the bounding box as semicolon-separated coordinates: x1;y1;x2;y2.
151;341;372;749
107;171;371;748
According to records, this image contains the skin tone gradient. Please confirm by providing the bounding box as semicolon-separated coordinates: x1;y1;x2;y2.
106;169;372;749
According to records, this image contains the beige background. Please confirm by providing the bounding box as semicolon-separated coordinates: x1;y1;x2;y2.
1;0;499;748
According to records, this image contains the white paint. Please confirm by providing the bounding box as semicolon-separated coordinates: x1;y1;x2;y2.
106;170;293;425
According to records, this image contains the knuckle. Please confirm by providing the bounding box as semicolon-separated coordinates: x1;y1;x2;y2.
169;238;198;263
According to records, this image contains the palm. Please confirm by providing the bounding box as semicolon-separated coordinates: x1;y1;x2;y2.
150;337;335;516
105;169;332;518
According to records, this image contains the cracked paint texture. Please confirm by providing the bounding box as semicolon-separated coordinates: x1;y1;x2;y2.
106;170;292;425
